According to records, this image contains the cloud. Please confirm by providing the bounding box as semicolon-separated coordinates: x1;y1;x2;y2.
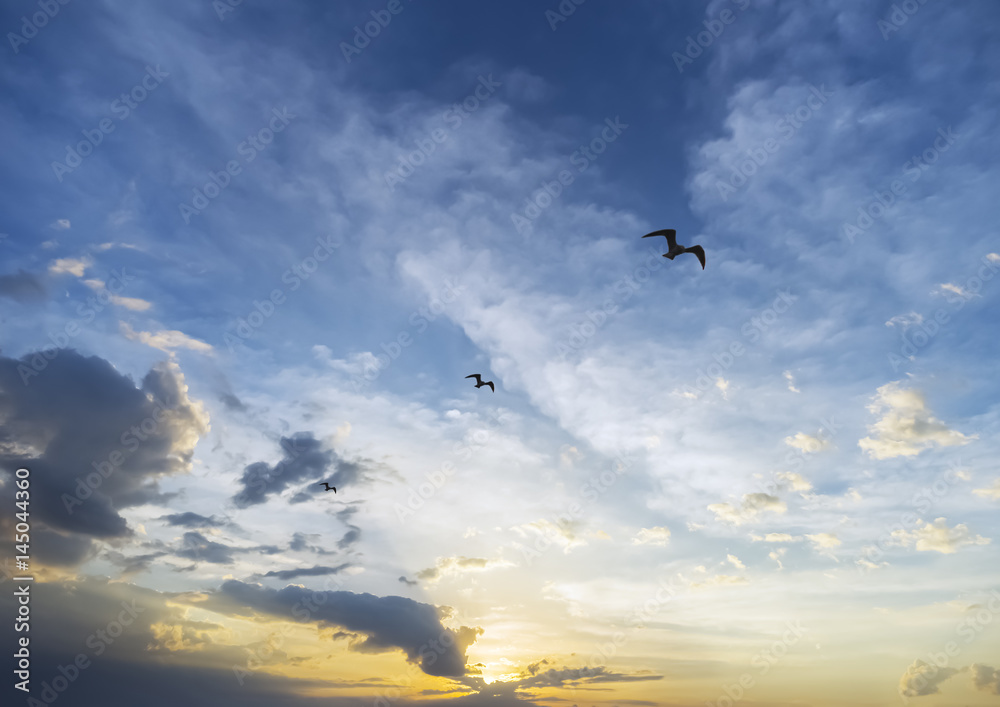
48;256;91;276
160;512;228;528
751;532;800;542
0;269;47;303
231;433;336;508
258;564;352;581
82;280;152;310
858;382;974;459
513;518;586;553
175;531;241;564
120;322;212;353
776;471;813;492
971;664;1000;694
973;479;1000;500
783;370;800;393
51;219;71;229
935;282;977;299
886;312;924;329
691;574;748;589
0;351;209;542
708;493;786;525
784;432;830;453
898;660;963;698
726;553;745;569
891;517;990;554
631;526;671;546
514;661;663;688
414;556;510;584
215;580;483;677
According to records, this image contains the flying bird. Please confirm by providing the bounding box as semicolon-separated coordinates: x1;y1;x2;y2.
465;374;495;392
642;229;705;269
318;482;337;493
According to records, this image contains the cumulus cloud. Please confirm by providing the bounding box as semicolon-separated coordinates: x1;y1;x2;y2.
708;493;786;525
726;553;745;569
784;432;831;453
120;322;212;353
631;526;671;546
898;660;964;698
0;269;47;303
214;580;483;677
0;351;209;543
752;532;800;542
48;256;91;276
858;382;974;459
891;517;990;554
971;664;1000;694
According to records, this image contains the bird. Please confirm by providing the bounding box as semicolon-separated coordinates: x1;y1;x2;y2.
318;482;337;493
465;374;495;392
641;229;705;269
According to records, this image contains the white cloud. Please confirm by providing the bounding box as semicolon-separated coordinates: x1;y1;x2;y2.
805;532;841;550
858;382;974;459
784;432;830;453
709;493;786;525
891;517;990;554
48;257;91;277
726;553;745;569
783;370;800;393
120;321;213;354
751;532;800;543
690;574;748;590
776;471;813;492
50;219;71;229
631;526;671;546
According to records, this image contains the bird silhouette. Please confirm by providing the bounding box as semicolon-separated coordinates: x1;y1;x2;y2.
318;482;337;493
642;229;705;269
465;374;495;392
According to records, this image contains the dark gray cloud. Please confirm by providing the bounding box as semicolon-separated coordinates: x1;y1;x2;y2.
104;550;169;575
219;392;246;411
289;532;336;554
174;531;240;564
215;580;483;677
231;433;334;508
0;269;46;303
0;350;209;543
399;576;419;587
160;512;229;528
258;564;351;581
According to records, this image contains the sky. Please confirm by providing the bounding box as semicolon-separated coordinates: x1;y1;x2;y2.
1;1;999;705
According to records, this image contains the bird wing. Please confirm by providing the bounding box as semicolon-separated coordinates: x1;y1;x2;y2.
641;229;677;249
684;245;706;269
487;381;495;392
465;374;482;383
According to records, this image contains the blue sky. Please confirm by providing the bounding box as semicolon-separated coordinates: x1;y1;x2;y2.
2;1;1000;705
